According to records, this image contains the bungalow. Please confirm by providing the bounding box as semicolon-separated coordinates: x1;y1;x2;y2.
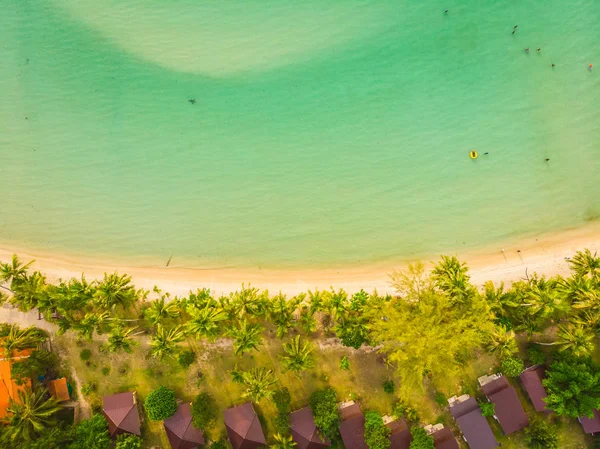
48;377;70;403
479;374;529;434
424;424;459;449
579;410;600;435
519;365;550;413
448;394;498;449
338;401;368;449
384;415;411;449
290;407;331;449
0;346;32;420
224;402;266;449
164;402;205;449
102;392;141;437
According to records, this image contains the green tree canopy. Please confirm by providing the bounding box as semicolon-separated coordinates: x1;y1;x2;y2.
115;434;143;449
191;392;217;430
409;427;434;449
523;419;558;449
144;386;178;421
309;388;339;438
6;387;61;443
68;414;111;449
372;260;495;389
280;336;315;374
543;355;600;418
363;411;390;449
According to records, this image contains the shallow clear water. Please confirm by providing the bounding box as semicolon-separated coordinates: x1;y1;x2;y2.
1;0;600;268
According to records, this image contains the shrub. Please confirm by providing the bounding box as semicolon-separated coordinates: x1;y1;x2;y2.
501;356;525;378
210;439;230;449
392;400;419;423
478;400;495;417
81;382;96;396
364;411;391;449
144;386;178;421
340;356;350;371
80;349;92;361
116;434;143;449
527;346;546;366
309;388;340;438
273;388;291;435
69;414;111;449
178;350;196;368
523;419;558;449
101;367;111;376
11;350;59;385
191;392;217;430
382;379;395;394
433;392;447;407
409;427;434;449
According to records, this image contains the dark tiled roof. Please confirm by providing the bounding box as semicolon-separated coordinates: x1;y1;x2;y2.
386;418;411;449
520;366;551;413
579;410;600;434
164;403;205;449
224;403;266;449
431;427;459;449
290;407;331;449
339;405;368;449
102;392;141;437
482;377;529;434
449;397;498;449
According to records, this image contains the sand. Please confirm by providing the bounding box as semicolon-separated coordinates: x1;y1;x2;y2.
2;222;600;297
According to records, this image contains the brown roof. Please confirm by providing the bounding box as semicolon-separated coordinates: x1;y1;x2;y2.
340;403;363;421
164;403;205;449
290;407;331;449
520;366;550;413
579;410;600;434
386;418;411;449
339;404;367;449
449;397;498;449
481;376;528;434
224;402;266;449
102;392;141;437
48;378;70;402
431;427;459;449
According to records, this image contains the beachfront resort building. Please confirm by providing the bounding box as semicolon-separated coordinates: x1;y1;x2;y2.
224;402;266;449
290;406;331;449
448;394;498;449
479;373;528;434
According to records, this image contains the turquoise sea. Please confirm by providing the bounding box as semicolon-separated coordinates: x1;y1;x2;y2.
1;0;599;269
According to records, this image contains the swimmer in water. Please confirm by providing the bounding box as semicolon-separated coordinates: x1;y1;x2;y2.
484;152;489;155
512;30;516;35
545;158;550;162
537;48;541;52
525;48;530;53
552;63;555;68
514;25;518;29
590;64;594;70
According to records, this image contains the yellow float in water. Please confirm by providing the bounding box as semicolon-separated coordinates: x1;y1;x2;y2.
469;150;478;159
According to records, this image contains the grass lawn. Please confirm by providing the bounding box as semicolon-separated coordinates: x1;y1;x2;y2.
54;328;594;449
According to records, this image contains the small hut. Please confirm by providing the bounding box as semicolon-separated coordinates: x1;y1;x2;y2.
164;402;205;449
48;378;70;402
290;407;331;449
102;392;141;437
224;402;266;449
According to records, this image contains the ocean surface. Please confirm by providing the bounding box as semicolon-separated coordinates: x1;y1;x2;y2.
1;0;599;269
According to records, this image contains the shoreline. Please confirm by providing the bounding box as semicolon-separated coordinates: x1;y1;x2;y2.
2;222;600;296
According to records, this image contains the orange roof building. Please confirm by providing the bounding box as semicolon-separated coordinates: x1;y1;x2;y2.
0;347;33;420
48;377;70;402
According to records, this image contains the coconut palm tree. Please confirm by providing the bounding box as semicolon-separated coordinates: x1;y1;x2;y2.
228;320;263;356
149;324;186;359
74;311;110;341
224;285;266;319
239;367;277;402
431;255;475;304
271;434;297;449
555;324;595;357
185;304;228;340
10;271;47;312
143;293;180;326
325;288;348;321
6;387;61;442
527;278;567;321
486;327;518;358
268;293;302;339
100;325;140;353
94;272;138;310
280;336;314;374
47;275;96;313
568;249;600;279
0;254;33;287
299;306;317;334
1;325;45;354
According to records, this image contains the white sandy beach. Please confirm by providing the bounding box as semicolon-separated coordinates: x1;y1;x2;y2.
2;222;600;297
